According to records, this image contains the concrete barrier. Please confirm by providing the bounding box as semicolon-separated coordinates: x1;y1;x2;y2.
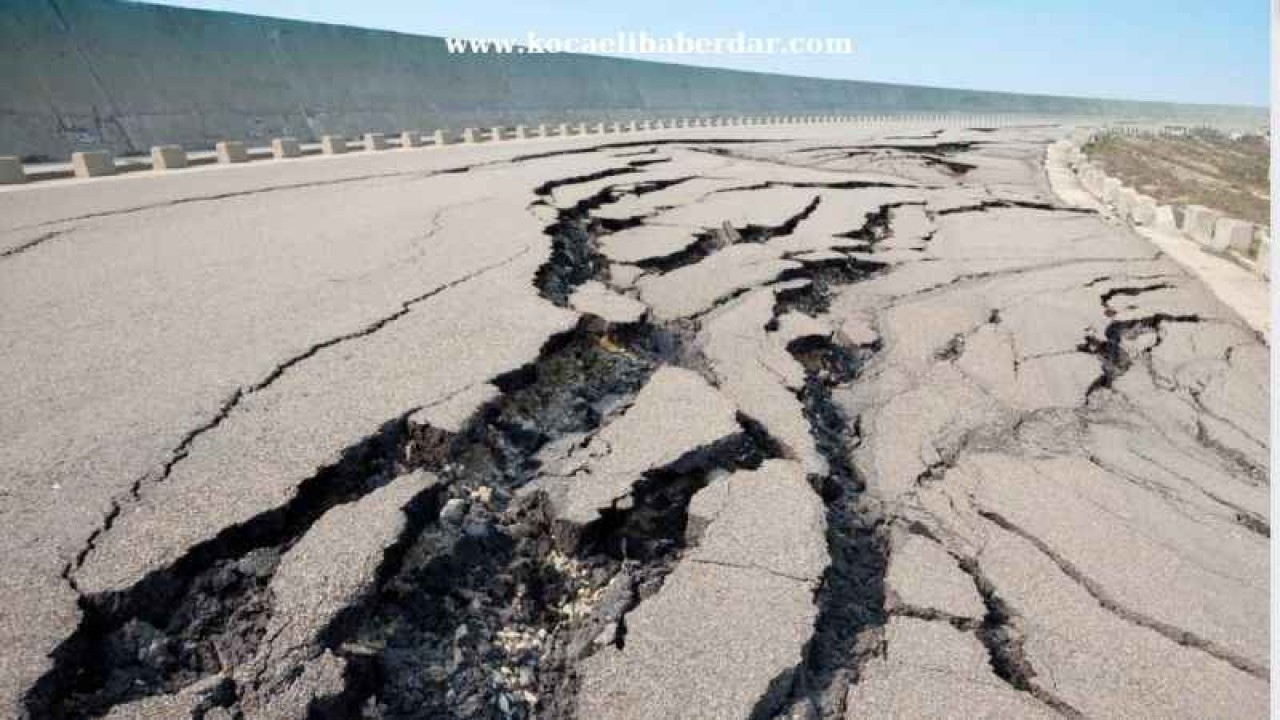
576;122;588;135
364;133;388;151
72;150;116;178
1114;187;1139;217
272;137;301;158
515;125;528;139
215;140;248;163
1131;195;1157;226
150;144;187;170
1153;205;1179;231
400;130;422;148
0;156;26;184
433;129;447;146
321;135;347;154
1181;205;1221;246
462;128;478;143
0;0;1264;161
1101;177;1123;204
1212;218;1257;256
488;127;503;142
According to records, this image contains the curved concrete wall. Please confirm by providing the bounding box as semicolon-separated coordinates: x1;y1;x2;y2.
0;0;1267;160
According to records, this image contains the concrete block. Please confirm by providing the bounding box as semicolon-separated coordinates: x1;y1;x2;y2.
321;135;347;154
150;145;187;170
433;129;448;146
611;122;622;133
272;137;301;159
1131;196;1157;226
1213;217;1257;256
1114;187;1139;218
488;127;504;142
557;123;570;136
1101;177;1122;204
536;124;548;138
515;125;528;139
462;128;478;143
0;156;27;184
576;122;588;134
72;150;116;178
627;121;638;132
1181;205;1222;246
215;141;248;164
400;130;422;148
593;122;606;134
364;133;387;151
1153;205;1178;231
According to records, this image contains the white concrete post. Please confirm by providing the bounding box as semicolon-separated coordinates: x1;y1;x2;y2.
536;124;549;138
1181;205;1222;246
150;145;187;170
72;150;116;178
364;133;387;151
400;131;422;148
558;123;571;136
0;156;26;184
489;127;504;142
321;135;347;154
515;125;528;139
1153;205;1179;231
433;129;448;146
1212;218;1257;255
215;141;248;164
272;138;301;159
462;128;478;143
1131;196;1157;226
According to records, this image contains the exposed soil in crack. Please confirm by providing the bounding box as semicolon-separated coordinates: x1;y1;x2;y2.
626;193;824;276
1078;313;1201;395
328;325;704;720
29;413;428;719
749;332;888;720
934;199;1095;216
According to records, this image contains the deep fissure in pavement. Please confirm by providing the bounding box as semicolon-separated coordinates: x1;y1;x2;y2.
29;145;945;720
751;333;889;720
30;415;425;719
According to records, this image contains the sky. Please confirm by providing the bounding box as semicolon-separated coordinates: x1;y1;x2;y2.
144;0;1269;107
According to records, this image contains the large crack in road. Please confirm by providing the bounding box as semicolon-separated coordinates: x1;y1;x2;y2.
4;126;1269;720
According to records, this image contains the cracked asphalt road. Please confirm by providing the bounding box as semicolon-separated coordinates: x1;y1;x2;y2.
0;124;1267;719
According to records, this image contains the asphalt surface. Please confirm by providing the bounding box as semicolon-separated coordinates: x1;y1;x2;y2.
0;124;1268;719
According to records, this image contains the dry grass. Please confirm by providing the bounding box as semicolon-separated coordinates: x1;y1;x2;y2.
1084;130;1270;226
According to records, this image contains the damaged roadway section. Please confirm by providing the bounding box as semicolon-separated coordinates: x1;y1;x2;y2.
0;122;1268;719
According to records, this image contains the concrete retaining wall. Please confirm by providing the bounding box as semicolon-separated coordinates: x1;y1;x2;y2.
1057;137;1271;280
0;0;1268;159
